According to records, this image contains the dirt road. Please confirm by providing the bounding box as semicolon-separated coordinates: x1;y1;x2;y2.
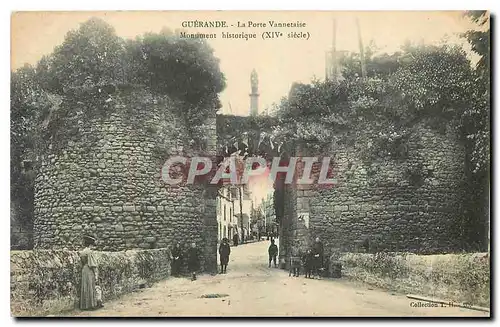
69;241;488;317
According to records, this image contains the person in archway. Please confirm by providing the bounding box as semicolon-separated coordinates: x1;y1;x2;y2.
303;249;313;279
187;242;200;281
233;232;239;246
289;246;301;277
219;238;231;274
268;239;278;268
312;237;324;279
171;242;182;277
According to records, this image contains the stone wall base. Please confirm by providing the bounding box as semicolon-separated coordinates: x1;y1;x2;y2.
10;249;172;317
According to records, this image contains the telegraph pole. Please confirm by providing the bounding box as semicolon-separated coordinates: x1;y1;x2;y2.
332;18;338;79
356;17;367;80
325;18;338;80
263;197;267;235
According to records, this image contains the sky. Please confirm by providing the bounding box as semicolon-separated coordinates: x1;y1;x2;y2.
10;11;480;207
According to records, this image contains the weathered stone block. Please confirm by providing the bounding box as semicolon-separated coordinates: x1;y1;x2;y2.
123;206;136;212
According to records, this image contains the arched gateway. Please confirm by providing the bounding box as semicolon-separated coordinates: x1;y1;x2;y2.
33;87;467;275
216;113;468;269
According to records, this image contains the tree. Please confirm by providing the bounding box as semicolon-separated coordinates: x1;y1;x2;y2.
463;11;490;88
11;65;52;231
390;43;476;124
461;11;490;174
124;28;226;148
125;28;225;110
10;18;227;237
40;17;125;94
459;11;491;250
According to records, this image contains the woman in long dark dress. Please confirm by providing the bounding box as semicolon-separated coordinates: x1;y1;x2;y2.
311;237;324;279
171;242;183;277
80;236;99;310
187;242;200;281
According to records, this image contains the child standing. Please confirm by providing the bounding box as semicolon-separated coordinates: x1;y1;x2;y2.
95;285;103;308
268;239;278;268
289;247;301;277
304;249;313;278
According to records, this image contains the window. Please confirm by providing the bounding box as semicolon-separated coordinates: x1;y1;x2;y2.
230;208;232;222
231;188;238;199
224;204;226;221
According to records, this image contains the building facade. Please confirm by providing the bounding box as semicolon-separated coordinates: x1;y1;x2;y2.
232;184;253;242
216;186;235;242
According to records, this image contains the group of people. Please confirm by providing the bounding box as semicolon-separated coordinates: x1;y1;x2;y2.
79;237;203;311
78;234;324;311
289;237;325;279
170;242;201;281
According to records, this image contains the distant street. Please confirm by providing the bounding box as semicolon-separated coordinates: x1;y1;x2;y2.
69;241;488;317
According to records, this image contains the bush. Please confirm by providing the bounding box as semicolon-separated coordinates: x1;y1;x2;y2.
339;252;490;307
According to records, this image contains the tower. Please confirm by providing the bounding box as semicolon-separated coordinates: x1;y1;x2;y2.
249;69;259;116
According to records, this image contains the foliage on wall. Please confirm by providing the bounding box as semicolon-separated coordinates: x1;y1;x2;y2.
11;18;226;235
272;13;489;249
15;18;225;153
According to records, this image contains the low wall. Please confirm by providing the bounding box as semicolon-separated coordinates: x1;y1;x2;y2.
335;252;490;308
10;249;171;317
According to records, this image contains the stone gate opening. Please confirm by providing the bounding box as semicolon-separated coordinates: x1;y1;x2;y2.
32;95;468;276
215;112;469;273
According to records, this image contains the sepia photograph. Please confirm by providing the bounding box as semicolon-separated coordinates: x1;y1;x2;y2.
9;9;491;318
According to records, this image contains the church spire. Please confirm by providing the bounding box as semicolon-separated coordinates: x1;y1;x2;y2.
249;69;259;116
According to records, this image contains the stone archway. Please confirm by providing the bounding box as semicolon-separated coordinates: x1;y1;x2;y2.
215;114;296;267
215;112;469;272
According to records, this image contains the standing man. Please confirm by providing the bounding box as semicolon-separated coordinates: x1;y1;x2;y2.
303;249;313;279
312;237;324;279
219;238;231;274
171;242;182;277
233;232;239;247
268;239;278;268
187;242;200;281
